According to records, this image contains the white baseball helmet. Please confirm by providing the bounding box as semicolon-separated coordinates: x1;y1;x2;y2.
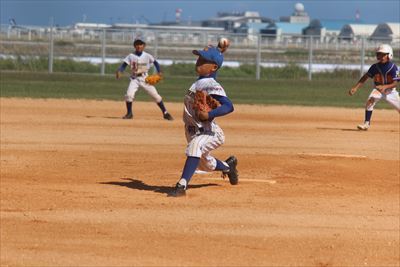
376;44;393;60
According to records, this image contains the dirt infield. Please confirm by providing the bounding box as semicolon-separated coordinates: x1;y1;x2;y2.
1;98;399;266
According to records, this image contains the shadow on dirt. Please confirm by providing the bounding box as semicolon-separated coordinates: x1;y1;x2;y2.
100;178;219;195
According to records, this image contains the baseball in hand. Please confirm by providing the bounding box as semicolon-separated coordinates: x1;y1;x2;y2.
218;37;230;53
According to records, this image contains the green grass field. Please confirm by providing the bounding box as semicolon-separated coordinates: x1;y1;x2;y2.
0;71;385;108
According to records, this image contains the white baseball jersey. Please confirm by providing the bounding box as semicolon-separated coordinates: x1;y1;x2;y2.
183;77;227;171
123;51;155;77
122;51;162;103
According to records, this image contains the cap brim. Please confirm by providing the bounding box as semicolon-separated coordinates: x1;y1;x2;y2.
192;49;221;68
192;50;209;60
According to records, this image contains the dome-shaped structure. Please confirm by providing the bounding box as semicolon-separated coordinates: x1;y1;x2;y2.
292;2;308;17
339;23;377;40
370;23;400;42
295;3;304;12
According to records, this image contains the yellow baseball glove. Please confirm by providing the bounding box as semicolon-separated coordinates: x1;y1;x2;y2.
145;74;163;85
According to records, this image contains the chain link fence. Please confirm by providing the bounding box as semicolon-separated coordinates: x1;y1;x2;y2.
1;25;399;80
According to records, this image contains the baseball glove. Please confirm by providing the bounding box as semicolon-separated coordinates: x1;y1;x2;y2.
193;90;221;121
145;74;163;85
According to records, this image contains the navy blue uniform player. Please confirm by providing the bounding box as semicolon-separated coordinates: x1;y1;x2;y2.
349;44;400;130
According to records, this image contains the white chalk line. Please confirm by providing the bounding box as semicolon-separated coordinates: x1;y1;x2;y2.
195;170;276;184
201;177;277;184
298;153;367;159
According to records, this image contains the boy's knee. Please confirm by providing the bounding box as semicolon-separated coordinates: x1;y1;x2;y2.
125;96;133;102
366;98;375;110
198;158;216;172
185;146;202;158
153;95;162;103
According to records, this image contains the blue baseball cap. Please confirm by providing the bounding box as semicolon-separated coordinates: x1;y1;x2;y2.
192;46;223;68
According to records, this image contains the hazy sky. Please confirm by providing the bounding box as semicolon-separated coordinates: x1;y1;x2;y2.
1;0;399;27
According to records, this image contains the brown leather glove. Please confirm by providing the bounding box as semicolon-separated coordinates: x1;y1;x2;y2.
192;91;221;121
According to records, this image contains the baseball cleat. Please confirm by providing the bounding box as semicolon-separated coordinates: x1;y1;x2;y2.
168;183;186;197
163;112;174;121
223;156;239;185
122;113;133;119
357;122;370;131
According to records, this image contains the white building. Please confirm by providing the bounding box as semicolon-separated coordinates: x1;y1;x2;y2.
202;11;272;32
370;23;400;43
339;24;378;41
303;19;359;42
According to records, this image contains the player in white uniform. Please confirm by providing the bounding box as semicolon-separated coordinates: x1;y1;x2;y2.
349;44;400;130
169;46;238;197
116;38;173;120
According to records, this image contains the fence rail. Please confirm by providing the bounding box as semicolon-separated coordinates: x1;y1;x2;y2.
1;25;399;80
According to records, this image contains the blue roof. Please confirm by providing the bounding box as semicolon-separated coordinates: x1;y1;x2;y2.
238;22;270;31
272;22;308;34
314;19;364;31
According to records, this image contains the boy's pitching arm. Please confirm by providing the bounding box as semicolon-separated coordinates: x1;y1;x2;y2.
349;73;369;96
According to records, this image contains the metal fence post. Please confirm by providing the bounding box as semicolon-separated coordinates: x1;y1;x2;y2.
48;17;54;74
308;36;313;81
256;34;261;80
154;30;158;58
101;29;106;75
360;36;365;77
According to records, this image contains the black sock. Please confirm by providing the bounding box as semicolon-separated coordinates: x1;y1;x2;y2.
157;101;167;114
215;159;229;171
365;110;372;123
126;102;132;114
